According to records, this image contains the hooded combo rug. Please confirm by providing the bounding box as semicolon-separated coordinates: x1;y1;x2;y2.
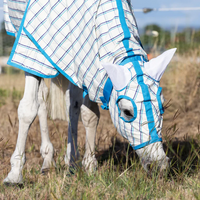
4;0;173;150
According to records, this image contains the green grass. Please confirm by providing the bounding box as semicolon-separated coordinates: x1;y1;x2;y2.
0;88;9;107
1;137;200;199
0;87;23;107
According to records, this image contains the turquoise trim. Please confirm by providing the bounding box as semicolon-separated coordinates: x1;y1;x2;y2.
8;0;31;66
133;138;162;150
7;0;58;78
6;0;77;83
100;96;109;110
157;87;164;115
116;0;162;148
116;0;134;58
100;78;113;110
7;59;59;78
23;28;77;85
6;31;15;37
6;0;65;80
103;78;113;103
132;59;162;144
82;85;88;98
116;95;137;123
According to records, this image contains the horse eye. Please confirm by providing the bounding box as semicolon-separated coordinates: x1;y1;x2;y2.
117;98;135;122
123;109;133;117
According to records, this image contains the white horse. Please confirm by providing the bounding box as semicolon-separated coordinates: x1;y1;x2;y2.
49;74;99;171
3;73;100;185
3;0;176;184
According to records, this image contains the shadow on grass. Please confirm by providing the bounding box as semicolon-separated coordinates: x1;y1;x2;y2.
96;137;139;167
96;136;200;177
96;137;138;170
164;138;200;178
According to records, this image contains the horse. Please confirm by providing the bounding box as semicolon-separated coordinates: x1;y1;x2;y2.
3;0;176;184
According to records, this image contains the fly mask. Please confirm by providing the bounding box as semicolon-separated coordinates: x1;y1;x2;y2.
101;49;176;150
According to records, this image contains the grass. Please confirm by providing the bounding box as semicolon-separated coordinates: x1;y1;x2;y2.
0;87;23;107
1;51;200;199
0;73;24;107
1;122;200;199
0;137;200;199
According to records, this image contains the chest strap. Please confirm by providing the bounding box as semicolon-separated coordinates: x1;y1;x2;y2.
100;78;113;110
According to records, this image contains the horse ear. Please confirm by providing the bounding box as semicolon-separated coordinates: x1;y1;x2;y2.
101;62;131;90
144;48;177;81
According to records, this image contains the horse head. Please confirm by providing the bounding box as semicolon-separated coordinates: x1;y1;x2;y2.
102;48;176;174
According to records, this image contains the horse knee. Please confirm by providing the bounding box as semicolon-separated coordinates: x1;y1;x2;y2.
81;104;99;128
18;98;38;124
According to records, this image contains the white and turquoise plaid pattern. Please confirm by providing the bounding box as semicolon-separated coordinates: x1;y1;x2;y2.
4;0;147;102
3;0;18;36
4;0;164;149
108;58;163;148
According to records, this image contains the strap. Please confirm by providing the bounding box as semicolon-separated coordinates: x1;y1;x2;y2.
100;78;113;110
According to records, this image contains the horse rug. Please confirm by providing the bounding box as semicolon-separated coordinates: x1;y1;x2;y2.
4;0;164;149
4;0;147;102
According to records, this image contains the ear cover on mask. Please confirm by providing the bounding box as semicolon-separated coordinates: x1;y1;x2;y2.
101;62;131;91
144;48;177;81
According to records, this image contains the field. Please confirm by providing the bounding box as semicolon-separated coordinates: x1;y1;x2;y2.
0;51;200;199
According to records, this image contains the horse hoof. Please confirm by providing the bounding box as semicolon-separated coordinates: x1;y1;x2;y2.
41;166;56;175
41;158;56;175
3;176;23;187
3;181;24;188
66;166;78;177
41;168;49;175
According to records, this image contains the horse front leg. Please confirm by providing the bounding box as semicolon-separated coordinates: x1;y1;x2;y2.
81;95;100;173
3;73;40;185
37;79;55;173
64;83;83;169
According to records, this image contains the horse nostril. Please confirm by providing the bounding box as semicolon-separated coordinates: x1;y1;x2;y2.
146;164;151;171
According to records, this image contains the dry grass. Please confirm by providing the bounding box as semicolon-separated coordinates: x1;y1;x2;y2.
161;48;200;140
0;73;25;91
0;50;200;199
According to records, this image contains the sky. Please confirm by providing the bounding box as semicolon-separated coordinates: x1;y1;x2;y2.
0;0;200;30
131;0;200;30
